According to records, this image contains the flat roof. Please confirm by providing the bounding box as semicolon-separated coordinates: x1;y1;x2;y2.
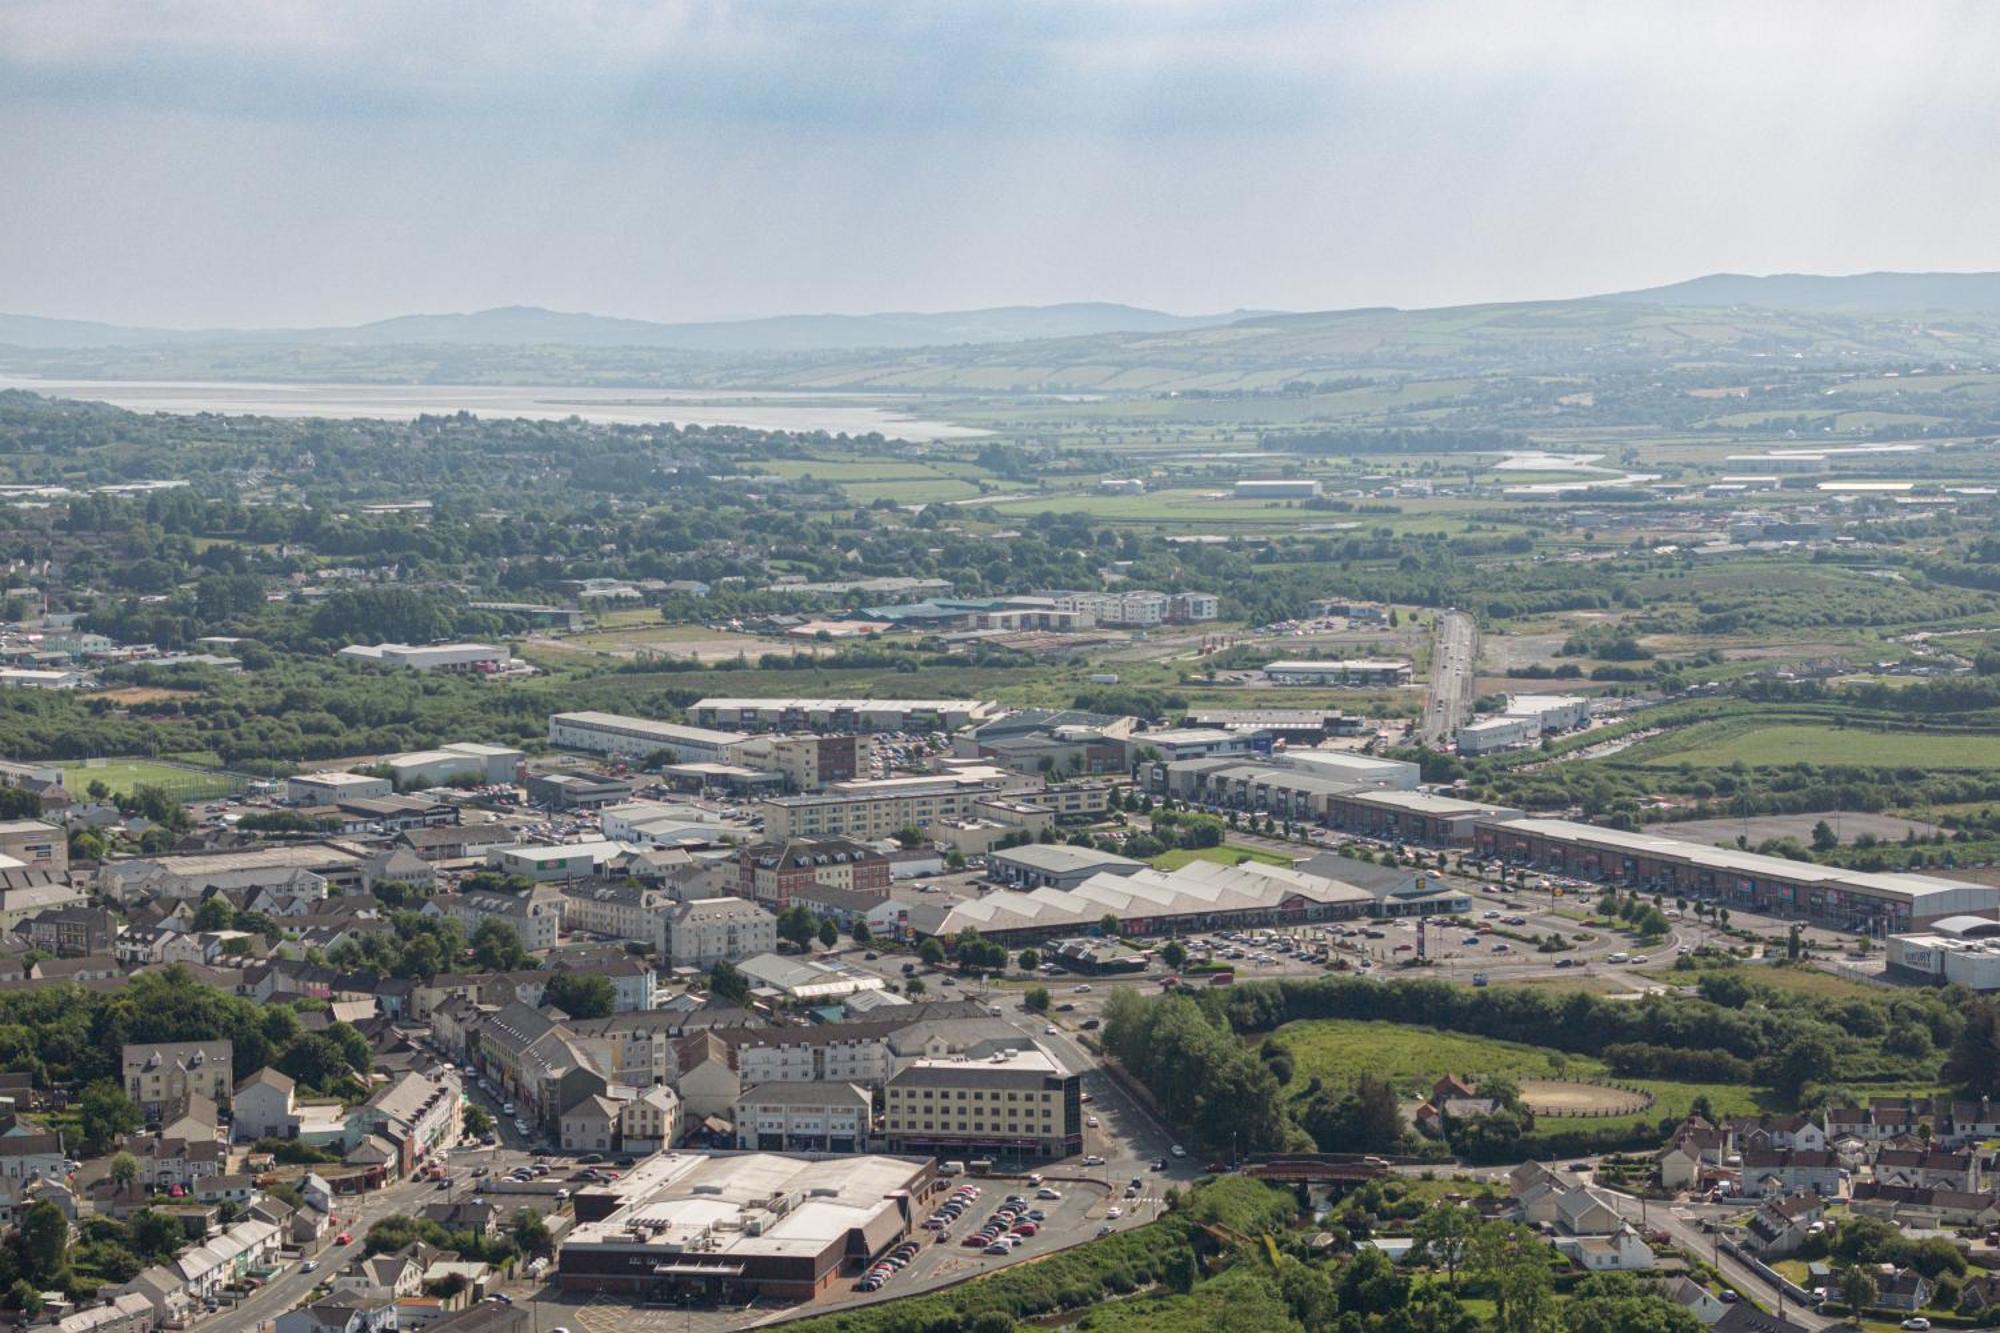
692;697;990;712
1264;659;1411;672
551;712;749;746
991;844;1144;872
563;1151;928;1263
1482;816;2000;908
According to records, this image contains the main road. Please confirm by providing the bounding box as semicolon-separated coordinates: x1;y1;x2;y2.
1419;610;1477;747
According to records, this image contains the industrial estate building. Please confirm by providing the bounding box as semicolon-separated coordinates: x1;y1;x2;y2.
557;1152;934;1302
909;858;1378;943
687;698;997;734
549;712;752;765
283;771;391;805
1457;695;1594;756
1475;817;2000;932
1263;658;1415;687
987;843;1146;891
1888;917;2000;989
336;642;510;673
385;742;524;789
1234;478;1322;499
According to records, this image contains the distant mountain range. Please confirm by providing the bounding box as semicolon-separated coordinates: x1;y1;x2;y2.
1599;270;2000;313
11;271;2000;396
0;302;1267;354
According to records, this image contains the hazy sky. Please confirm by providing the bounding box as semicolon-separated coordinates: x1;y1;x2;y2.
6;0;1998;328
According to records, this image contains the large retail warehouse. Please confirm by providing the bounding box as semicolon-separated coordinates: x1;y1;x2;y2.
1475;816;2000;932
559;1151;933;1303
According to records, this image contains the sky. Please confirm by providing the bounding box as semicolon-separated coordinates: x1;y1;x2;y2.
5;0;1999;329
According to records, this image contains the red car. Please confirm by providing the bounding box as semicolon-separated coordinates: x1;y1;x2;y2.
335;1233;353;1246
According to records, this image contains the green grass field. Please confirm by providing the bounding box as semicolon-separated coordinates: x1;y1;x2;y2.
1151;844;1295;870
1267;1018;1773;1131
1633;722;2000;769
59;757;242;800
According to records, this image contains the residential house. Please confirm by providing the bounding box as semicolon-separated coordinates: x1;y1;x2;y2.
1554;1185;1626;1236
1876;1266;1932;1313
1728;1114;1827;1154
275;1290;399;1333
733;1081;872;1154
1743;1193;1825;1259
425;885;563;952
0;1133;66;1183
237;1069;303;1140
136;1133;224;1189
347;1070;461;1174
1849;1182;2000;1230
1553;1223;1655;1272
108;1266;194;1330
54;1291;154;1333
618;1085;681;1151
17;906;119;957
560;1095;623;1154
670;1031;741;1119
1662;1274;1730;1325
1741;1150;1842;1198
419;1200;498;1237
122;1040;233;1117
1874;1147;1978;1192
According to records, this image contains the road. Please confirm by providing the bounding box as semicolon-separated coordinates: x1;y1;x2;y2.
210;1169;441;1332
1601;1188;1833;1331
1420;609;1477;747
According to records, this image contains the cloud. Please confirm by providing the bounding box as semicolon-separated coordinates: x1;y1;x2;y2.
3;1;1998;326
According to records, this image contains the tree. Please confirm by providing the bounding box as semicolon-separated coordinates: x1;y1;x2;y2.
1017;949;1040;972
817;919;838;949
279;1033;358;1093
1023;986;1051;1014
849;919;872;945
1766;1032;1838;1101
1945;998;2000;1098
1838;1264;1878;1324
777;905;817;951
17;1201;68;1286
510;1208;552;1258
542;972;616;1020
904;976;926;997
1099;913;1121;938
1411;1201;1477;1291
1160;940;1188;970
108;1151;140;1187
1812;819;1839;852
917;936;946;967
79;1079;142;1154
1469;1220;1555;1333
708;960;751;1005
191;896;236;932
129;1209;185;1262
463;1104;494;1138
470;919;530;971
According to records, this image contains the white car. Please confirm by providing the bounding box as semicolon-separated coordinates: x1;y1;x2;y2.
1083;1154;1106;1166
1106;1206;1123;1219
1036;1187;1062;1200
1169;1144;1187;1159
1087;1116;1100;1128
1072;985;1091;993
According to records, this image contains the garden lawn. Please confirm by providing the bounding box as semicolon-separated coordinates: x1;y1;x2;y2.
1268;1017;1775;1133
1151;844;1295;870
